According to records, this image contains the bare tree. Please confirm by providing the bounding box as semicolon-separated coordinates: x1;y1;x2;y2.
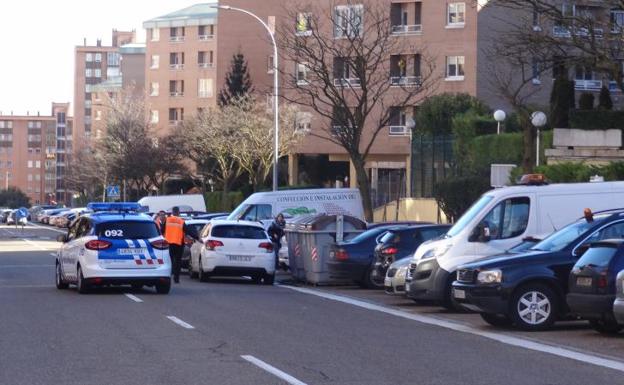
278;0;437;220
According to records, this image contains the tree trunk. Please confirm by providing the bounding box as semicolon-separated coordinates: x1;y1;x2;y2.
351;155;373;222
521;114;535;173
221;179;230;212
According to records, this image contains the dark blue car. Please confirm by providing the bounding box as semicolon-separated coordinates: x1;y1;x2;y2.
567;239;624;334
453;209;624;331
327;225;412;289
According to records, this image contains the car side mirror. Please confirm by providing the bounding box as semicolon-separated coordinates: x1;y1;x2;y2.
56;234;68;243
470;223;491;243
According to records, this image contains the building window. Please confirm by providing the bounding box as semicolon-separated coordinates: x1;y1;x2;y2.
334;4;363;38
168;108;184;122
198;51;213;68
85;53;93;62
85;68;93;77
151;55;160;69
532;58;542;84
170;27;185;42
295;112;312;132
35;160;41;168
150;110;159;124
28;160;33;168
95;110;102;121
107;52;120;67
296;62;309;85
95;53;102;62
296;12;313;36
150;82;159;96
446;56;465;80
611;10;624;33
447;3;466;27
169;80;185;96
268;55;275;74
151;28;160;41
198;78;213;98
169;52;185;69
199;25;215;39
94;69;101;78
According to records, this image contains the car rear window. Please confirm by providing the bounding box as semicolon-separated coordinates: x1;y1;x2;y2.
96;221;160;239
211;225;267;239
576;246;618;268
188;223;206;236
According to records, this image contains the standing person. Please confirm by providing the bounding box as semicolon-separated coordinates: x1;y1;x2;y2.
163;206;187;283
267;213;286;270
154;210;167;234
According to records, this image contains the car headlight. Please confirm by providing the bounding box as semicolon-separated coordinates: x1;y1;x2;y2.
421;244;452;261
477;269;502;284
397;266;408;277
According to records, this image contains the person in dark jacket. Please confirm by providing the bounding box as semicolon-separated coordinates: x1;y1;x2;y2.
267;213;286;269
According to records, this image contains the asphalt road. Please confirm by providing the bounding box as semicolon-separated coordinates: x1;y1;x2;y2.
2;224;624;385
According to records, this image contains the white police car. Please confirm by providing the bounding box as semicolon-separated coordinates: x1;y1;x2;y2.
55;202;172;294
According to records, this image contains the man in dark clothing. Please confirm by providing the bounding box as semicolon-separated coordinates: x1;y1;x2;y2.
267;213;286;269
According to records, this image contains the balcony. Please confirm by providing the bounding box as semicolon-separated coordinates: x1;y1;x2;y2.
199;34;214;40
574;79;602;90
391;24;422;35
333;78;361;87
390;76;422;87
553;25;571;37
553;25;604;39
168;120;181;126
169;35;185;42
169;92;184;97
169;64;184;70
198;62;214;69
389;125;411;136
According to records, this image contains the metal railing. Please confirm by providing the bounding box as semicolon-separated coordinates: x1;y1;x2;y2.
391;24;422;35
390;76;422;87
199;34;214;40
198;62;213;68
389;125;411;136
574;79;602;90
169;64;184;70
553;25;604;38
333;77;361;87
169;35;185;42
169;92;184;97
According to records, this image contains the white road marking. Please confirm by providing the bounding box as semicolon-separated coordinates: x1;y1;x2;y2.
281;285;624;373
0;265;55;268
50;253;57;257
166;315;194;329
241;355;307;385
124;293;143;303
28;223;68;233
21;238;47;251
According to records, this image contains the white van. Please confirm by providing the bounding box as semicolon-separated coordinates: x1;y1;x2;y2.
406;179;624;305
227;188;365;224
138;194;206;214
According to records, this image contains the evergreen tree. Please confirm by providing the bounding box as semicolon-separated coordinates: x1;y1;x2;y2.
578;93;594;110
550;77;575;128
218;52;253;106
599;85;613;110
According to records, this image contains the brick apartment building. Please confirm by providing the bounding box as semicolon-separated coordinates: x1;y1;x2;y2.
0;103;72;205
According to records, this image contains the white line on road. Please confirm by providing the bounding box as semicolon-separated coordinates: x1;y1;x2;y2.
124;293;143;303
28;223;67;234
281;285;624;373
0;265;55;268
241;355;307;385
50;253;57;257
166;315;194;329
21;238;47;251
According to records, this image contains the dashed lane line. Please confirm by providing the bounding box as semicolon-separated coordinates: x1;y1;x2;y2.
124;293;143;303
241;355;307;385
166;315;194;329
280;285;624;374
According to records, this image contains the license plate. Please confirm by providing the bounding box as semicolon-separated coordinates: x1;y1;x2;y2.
454;289;466;299
118;248;147;255
384;277;391;286
228;255;252;262
329;251;335;258
576;277;592;287
405;284;410;292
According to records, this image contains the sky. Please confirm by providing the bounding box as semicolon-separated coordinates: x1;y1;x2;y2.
0;0;212;116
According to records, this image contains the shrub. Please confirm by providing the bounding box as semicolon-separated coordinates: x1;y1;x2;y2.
569;110;624;130
599;86;613;110
550;77;575;128
434;176;491;222
416;93;490;136
204;191;245;212
578;93;595;110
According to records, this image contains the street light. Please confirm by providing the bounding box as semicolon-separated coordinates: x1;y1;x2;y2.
211;4;280;191
531;111;548;167
493;110;506;135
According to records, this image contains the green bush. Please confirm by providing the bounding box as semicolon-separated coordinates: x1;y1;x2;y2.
599;86;613;110
204;191;245;212
434;176;491;222
0;187;30;208
468;133;524;174
416;93;489;136
569;110;624;130
578;93;595;110
510;161;624;184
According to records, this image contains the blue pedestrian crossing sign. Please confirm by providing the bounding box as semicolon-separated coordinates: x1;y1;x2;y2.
106;185;120;198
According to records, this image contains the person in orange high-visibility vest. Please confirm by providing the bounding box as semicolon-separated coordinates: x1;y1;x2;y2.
163;206;190;283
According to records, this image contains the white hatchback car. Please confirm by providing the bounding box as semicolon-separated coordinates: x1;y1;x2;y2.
384;257;411;295
189;220;276;284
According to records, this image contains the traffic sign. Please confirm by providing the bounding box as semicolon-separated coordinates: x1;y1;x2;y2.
106;185;120;198
16;207;29;219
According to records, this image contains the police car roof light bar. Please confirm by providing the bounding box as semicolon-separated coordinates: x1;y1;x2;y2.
87;202;142;213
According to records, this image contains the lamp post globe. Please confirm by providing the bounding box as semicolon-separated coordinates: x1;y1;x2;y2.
531;111;547;167
493;110;506;135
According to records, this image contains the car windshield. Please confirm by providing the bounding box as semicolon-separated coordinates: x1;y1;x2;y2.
96;221;160;239
530;217;605;252
347;227;389;244
228;204;250;220
576;245;618;268
212;225;267;239
446;195;494;238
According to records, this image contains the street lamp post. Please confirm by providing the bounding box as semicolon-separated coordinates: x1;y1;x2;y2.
493;110;506;135
212;4;280;191
531;111;548;167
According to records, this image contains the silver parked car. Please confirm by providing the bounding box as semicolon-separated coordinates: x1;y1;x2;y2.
614;270;624;325
384;257;411;295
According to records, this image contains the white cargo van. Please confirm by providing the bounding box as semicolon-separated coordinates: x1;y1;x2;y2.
227;188;365;224
406;179;624;304
138;194;206;214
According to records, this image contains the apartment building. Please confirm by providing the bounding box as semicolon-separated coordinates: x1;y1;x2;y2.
0;103;72;205
143;5;218;136
73;30;136;146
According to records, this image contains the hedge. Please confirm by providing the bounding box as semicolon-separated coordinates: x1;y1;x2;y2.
510;161;624;184
569;110;624;130
434;176;491;222
204;191;245;212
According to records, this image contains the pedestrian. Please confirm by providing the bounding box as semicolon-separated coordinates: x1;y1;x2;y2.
154;210;167;234
162;206;193;283
267;213;286;270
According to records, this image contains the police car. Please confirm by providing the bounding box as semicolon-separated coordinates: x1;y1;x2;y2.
55;202;172;294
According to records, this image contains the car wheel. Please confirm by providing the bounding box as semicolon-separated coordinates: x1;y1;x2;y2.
76;266;89;294
55;262;69;290
198;258;209;282
589;319;623;334
480;313;513;327
263;274;275;285
442;278;464;312
156;280;171;294
510;284;558;331
361;265;384;289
